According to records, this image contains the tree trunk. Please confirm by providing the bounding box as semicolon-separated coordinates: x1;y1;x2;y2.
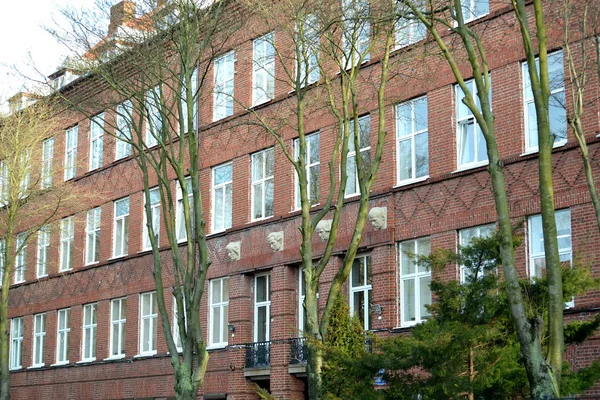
0;277;10;400
306;342;323;400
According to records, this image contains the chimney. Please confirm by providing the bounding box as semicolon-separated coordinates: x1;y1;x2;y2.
108;1;136;35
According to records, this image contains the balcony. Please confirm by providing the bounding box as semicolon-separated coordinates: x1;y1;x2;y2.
289;337;308;376
244;341;270;380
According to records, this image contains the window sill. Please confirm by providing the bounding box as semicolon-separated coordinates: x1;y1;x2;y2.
108;255;127;261
58;268;72;273
36;274;48;279
134;352;157;358
520;141;567;157
9;366;22;371
103;354;125;361
249;215;274;224
206;344;228;351
452;161;489;174
27;364;44;369
50;361;69;367
84;261;99;267
14;280;25;285
394;175;429;188
76;358;96;364
290;203;320;213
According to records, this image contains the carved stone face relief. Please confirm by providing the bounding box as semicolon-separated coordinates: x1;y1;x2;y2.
225;241;241;261
315;220;332;242
368;207;387;231
267;231;284;252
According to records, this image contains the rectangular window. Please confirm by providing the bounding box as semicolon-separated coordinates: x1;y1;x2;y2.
110;298;126;358
116;100;133;160
37;226;50;278
56;308;70;364
459;224;495;282
18;150;30;198
0;239;5;283
254;274;271;342
32;313;46;367
212;163;233;232
456;79;489;169
113;198;129;257
528;209;571;279
86;207;101;265
209;278;229;347
82;303;97;361
146;87;162;148
251;148;274;220
15;232;26;284
345;115;371;197
172;295;188;352
213;51;235;121
395;2;426;48
523;51;566;152
143;188;161;250
41;138;54;189
396;96;429;184
139;292;157;356
459;0;489;23
176;177;194;242
10;317;23;370
0;161;8;206
399;237;431;327
60;217;74;271
341;0;370;67
252;33;275;106
64;125;78;181
349;255;372;330
296;14;320;87
181;68;198;134
298;269;306;334
294;133;320;209
89;113;104;171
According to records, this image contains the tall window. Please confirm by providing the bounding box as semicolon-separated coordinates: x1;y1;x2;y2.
110;298;126;358
294;132;320;209
456;79;489;169
212;163;233;232
41;138;54;188
32;313;46;367
10;317;23;370
86;207;101;265
116;100;133;160
255;274;271;342
172;295;188;352
176;177;193;242
296;14;320;87
528;209;571;279
0;239;5;283
139;292;157;356
82;303;97;361
89;113;104;171
459;0;489;23
64;125;78;181
459;224;495;282
397;96;428;184
113;198;129;257
350;255;372;330
15;232;26;284
523;51;566;152
345;115;371;197
145;87;162;148
213;51;235;121
341;0;370;67
209;278;229;348
0;161;8;206
395;1;426;48
252;33;275;106
18;150;30;197
251;148;274;220
181;68;198;134
399;237;431;327
37;226;50;278
60;217;74;272
298;269;306;334
56;308;70;364
143;188;161;250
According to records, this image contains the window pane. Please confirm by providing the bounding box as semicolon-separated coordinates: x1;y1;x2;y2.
399;139;412;180
257;306;268;341
415;132;429;178
460;121;475;165
420;275;432;318
256;276;267;302
403;279;415;322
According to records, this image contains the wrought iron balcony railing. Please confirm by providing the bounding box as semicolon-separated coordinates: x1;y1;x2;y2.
245;341;270;368
289;337;308;365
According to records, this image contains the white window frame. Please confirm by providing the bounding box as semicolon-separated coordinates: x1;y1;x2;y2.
145;87;162;148
349;254;372;330
213;51;235;121
60;217;74;272
399;237;432;328
396;96;429;185
10;317;23;370
116;100;133;160
32;313;46;367
89;113;104;171
341;0;370;68
459;0;489;23
143;187;161;250
252;33;275;106
251;148;274;221
41;137;54;189
139;291;158;356
37;226;50;278
456;79;489;170
15;232;27;284
113;197;129;258
296;14;320;87
181;68;198;134
64;125;78;181
294;132;320;209
176;177;193;242
109;298;126;359
172;294;188;352
345;115;371;197
394;1;426;49
81;303;97;362
254;273;271;342
528;209;572;279
212;163;233;233
85;207;101;265
523;51;566;153
458;224;495;283
208;277;229;348
0;239;5;283
0;161;8;207
56;308;70;365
